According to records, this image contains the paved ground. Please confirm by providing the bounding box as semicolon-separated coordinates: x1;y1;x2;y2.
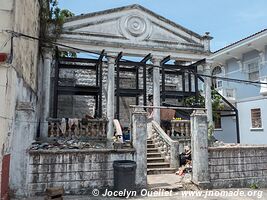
147;174;184;190
12;174;267;199
15;188;267;200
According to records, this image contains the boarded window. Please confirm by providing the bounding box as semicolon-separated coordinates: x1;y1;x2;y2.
251;108;262;128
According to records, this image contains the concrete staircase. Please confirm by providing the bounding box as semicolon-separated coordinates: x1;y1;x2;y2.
147;139;176;175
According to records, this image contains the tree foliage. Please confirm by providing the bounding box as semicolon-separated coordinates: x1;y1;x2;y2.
48;0;76;57
184;88;224;119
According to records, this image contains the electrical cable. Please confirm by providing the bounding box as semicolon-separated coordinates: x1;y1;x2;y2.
1;30;266;124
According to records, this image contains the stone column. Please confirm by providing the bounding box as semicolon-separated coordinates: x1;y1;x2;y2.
40;48;52;139
152;57;161;123
190;109;210;188
203;63;213;126
106;55;116;140
132;108;147;189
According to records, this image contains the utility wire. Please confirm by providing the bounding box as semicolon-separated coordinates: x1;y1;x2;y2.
6;30;267;87
2;30;265;123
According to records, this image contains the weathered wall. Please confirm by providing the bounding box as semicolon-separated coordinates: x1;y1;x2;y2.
0;0;14;194
209;145;267;188
12;0;40;91
0;0;41;197
51;63;108;118
28;149;135;196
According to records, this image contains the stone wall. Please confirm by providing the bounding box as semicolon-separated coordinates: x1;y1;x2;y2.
209;145;267;188
51;63;108;118
28;149;135;196
55;63;188;126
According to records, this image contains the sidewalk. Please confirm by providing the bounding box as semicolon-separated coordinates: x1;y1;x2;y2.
13;174;266;199
14;188;266;200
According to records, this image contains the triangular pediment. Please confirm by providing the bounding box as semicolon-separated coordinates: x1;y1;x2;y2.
61;4;206;52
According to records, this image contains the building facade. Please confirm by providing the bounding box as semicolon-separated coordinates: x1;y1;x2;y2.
210;29;267;144
0;0;46;198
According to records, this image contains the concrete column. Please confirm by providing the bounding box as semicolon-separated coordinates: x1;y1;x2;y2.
152;57;161;123
132;108;147;189
40;48;52;139
106;55;116;140
190;109;210;188
203;63;213;126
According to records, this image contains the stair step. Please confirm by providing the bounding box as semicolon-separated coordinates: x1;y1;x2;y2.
147;157;165;163
147;162;170;169
147;148;159;153
147;168;176;175
147;144;155;148
147;153;162;158
147;140;153;144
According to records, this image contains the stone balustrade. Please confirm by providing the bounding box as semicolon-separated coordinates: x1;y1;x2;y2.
151;120;179;168
48;118;107;139
170;119;191;139
170;119;191;153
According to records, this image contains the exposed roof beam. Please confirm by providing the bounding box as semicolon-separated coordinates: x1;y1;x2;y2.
140;53;152;63
160;55;171;66
115;52;123;64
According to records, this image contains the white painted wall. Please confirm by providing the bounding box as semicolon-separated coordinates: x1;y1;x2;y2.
0;0;41;197
237;97;267;144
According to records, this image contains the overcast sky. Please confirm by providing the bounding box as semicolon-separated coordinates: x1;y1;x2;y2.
59;0;267;52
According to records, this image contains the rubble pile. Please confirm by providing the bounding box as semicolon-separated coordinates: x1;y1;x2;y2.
30;139;106;150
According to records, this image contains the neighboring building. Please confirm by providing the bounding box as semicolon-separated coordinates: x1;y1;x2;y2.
210;29;267;144
0;0;47;198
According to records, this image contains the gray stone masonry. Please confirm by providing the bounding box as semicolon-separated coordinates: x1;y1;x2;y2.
209;145;267;188
28;149;135;196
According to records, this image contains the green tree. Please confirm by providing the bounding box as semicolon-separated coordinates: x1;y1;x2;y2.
49;0;76;57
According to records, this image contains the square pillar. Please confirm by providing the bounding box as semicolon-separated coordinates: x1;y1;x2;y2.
131;108;147;189
191;109;210;188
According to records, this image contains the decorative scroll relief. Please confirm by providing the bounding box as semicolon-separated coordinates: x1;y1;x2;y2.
119;13;152;41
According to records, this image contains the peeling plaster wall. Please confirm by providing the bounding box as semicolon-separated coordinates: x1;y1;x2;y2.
0;0;13;54
0;0;41;197
12;0;40;91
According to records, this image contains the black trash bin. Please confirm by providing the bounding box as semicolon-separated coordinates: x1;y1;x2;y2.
113;160;136;191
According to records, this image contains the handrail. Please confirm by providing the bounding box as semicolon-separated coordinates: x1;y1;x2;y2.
151;120;174;146
151;120;179;168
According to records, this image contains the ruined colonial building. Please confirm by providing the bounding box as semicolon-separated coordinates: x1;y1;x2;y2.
0;3;213;197
2;2;267;198
49;4;213;137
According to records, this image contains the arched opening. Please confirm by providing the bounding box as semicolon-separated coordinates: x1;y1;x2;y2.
212;65;224;89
